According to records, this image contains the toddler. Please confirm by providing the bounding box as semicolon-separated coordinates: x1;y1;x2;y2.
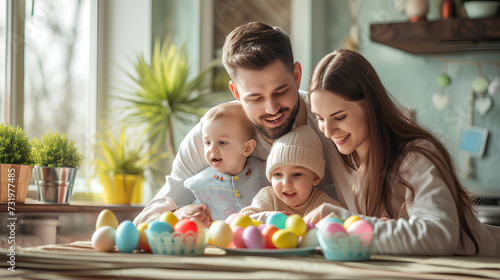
184;102;270;221
240;125;342;223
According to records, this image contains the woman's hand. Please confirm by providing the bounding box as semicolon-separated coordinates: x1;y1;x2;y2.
174;204;213;227
304;203;347;225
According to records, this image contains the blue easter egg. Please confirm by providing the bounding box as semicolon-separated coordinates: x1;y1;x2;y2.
148;221;174;234
266;212;288;229
115;220;139;253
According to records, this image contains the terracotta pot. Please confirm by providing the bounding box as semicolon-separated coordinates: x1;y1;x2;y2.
0;164;34;203
99;174;144;205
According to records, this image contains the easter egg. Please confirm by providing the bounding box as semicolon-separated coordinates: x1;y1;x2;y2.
159;211;179;227
225;213;239;225
209;220;233;248
252;219;262;227
306;222;315;231
242;226;265;249
299;227;319;247
272;229;298;249
285;214;307;236
343;215;360;229
316;216;344;230
267;212;288;229
261;225;278;248
91;226;116;252
174;219;198;234
115;220;139;253
231;226;246;248
257;224;267;231
346;219;374;246
230;215;253;229
148;221;174;234
137;222;151;252
96;209;119;230
322;221;348;239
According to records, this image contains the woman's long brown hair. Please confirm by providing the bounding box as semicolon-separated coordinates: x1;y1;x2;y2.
309;49;478;254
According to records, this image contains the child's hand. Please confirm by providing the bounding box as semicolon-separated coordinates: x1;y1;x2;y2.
174;204;213;227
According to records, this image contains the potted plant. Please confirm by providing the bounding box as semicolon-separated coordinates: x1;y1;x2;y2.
31;131;83;204
93;124;166;205
0;123;35;203
114;37;231;178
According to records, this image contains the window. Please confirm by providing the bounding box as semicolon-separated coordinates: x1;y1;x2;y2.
2;0;96;194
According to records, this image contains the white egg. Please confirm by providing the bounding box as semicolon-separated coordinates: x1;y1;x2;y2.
299;227;319;247
92;225;116;252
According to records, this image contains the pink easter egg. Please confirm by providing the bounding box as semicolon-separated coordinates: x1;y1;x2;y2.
346;219;373;246
322;221;348;239
225;213;239;225
231;226;246;248
257;223;267;232
242;226;265;249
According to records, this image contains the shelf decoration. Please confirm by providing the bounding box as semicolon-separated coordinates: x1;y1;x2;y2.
432;61;451;111
345;0;361;51
472;64;492;116
488;66;500;96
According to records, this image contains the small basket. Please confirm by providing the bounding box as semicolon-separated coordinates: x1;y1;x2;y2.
316;231;372;261
145;229;208;255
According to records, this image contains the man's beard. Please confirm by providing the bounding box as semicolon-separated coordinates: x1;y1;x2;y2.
255;98;299;140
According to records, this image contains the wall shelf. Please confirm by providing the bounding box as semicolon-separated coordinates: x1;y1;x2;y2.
370;18;500;54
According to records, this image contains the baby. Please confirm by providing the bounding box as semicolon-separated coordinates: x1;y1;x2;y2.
240;125;342;223
184;102;270;221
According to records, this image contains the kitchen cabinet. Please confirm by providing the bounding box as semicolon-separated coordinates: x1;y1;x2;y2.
370;18;500;54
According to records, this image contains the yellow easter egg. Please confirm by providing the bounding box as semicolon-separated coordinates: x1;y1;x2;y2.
159;211;179;227
136;222;151;252
343;215;360;229
209;220;233;248
272;229;298;249
96;209;119;230
252;219;261;227
230;215;253;229
285;214;307;236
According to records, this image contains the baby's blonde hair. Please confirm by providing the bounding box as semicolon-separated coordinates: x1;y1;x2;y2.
201;101;255;140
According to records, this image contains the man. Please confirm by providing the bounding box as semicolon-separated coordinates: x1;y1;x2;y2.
133;22;349;227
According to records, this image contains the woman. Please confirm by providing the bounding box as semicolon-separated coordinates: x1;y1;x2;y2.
306;49;500;256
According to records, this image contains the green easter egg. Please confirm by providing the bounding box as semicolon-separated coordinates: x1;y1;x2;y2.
437;74;451;87
471;77;489;94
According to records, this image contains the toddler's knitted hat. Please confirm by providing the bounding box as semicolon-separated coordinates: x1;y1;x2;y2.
266;125;325;181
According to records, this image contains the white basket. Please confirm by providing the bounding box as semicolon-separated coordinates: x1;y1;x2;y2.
145;229;208;255
316;231;371;261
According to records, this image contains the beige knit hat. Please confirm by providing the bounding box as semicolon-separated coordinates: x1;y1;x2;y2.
266;125;325;181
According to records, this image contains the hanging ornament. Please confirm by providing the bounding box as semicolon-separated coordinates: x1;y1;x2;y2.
472;64;492;116
345;0;361;51
488;64;500;96
432;62;451;111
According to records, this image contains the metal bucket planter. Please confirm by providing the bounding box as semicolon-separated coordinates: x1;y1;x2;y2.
34;166;77;204
99;174;144;205
0;164;34;203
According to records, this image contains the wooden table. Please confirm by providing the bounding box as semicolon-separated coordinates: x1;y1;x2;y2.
1;241;499;279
